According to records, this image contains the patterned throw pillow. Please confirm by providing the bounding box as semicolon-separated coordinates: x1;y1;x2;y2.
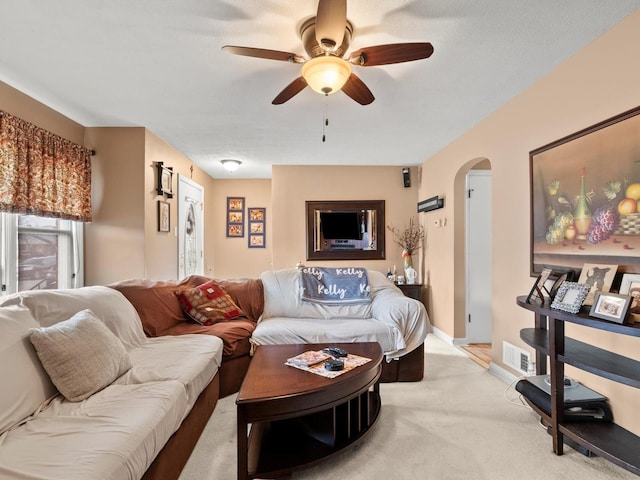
175;280;245;326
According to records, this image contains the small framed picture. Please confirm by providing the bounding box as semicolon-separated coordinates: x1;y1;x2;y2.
548;271;574;301
249;234;264;247
158;200;170;232
226;197;245;238
589;292;632;324
526;268;553;304
619;273;640;323
248;207;266;248
156;162;174;198
577;263;618;306
227;224;244;237
550;282;590;314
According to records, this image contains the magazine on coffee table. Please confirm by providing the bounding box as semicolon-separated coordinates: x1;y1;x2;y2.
285;351;372;379
286;350;332;367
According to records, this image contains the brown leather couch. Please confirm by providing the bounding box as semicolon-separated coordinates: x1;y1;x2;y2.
109;275;264;398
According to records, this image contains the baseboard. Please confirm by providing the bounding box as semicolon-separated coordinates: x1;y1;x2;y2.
488;361;520;385
432;327;520;386
431;326;469;347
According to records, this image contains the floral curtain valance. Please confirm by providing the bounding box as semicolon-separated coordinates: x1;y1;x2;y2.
0;110;92;222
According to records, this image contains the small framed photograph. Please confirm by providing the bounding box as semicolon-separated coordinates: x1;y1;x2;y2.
227;224;244;237
550;282;590;314
155;162;174;198
526;268;553;304
619;273;640;323
577;263;618;306
158;200;170;232
589;292;632;324
228;197;245;211
249;234;264;247
548;271;574;301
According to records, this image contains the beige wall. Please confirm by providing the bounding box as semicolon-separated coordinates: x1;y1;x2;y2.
83;127;219;284
271;165;422;277
84;127;146;283
419;10;640;434
143;129;217;281
0;82;84;144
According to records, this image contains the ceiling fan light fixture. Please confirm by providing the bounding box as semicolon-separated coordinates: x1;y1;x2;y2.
302;56;351;95
221;159;242;172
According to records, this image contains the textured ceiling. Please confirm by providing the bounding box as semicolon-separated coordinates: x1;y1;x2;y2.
1;1;638;178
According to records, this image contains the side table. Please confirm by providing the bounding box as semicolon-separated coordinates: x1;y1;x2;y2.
396;283;424;303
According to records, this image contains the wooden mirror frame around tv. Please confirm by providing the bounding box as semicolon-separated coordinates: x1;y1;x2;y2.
306;200;385;261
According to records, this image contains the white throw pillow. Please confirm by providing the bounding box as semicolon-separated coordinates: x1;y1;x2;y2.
29;309;132;402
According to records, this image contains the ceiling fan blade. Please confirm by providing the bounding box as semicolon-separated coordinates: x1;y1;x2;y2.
341;74;374;105
315;0;347;51
272;77;308;105
348;42;434;66
222;45;304;63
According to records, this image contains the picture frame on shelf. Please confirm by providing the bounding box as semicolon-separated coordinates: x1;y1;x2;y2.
158;200;170;232
618;273;640;323
550;282;590;314
529;106;640;276
577;263;618;306
526;267;553;304
548;271;573;301
156;162;174;198
589;291;632;324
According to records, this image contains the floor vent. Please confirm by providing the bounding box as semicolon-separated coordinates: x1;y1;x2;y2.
503;341;531;375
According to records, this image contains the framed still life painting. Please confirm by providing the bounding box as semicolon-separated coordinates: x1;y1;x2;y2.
530;106;640;276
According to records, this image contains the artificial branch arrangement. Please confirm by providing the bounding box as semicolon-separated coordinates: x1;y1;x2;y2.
387;217;425;255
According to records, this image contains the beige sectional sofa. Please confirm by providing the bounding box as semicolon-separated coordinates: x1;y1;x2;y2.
0;286;222;480
0;268;430;480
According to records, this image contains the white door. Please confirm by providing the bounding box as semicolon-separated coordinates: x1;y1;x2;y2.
178;175;204;278
465;170;492;343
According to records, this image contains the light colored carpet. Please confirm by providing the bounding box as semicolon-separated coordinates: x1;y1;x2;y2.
179;335;637;480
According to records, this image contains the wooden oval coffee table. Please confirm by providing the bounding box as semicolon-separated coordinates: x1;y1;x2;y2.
236;342;383;480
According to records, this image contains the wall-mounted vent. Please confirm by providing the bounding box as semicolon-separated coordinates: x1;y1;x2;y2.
503;341;531;375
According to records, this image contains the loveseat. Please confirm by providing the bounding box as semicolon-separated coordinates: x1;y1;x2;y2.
0;286;222;480
252;267;430;381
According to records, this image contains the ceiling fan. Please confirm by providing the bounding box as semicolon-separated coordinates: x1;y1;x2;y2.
222;0;434;105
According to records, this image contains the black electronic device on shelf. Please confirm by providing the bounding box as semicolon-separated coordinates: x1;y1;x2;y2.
515;376;612;422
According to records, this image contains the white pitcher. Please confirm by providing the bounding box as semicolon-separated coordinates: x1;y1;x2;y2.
405;266;417;285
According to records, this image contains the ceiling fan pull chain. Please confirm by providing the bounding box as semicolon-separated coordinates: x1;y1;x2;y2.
322;102;329;142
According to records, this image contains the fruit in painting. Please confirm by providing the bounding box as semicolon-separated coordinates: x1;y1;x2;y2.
564;225;576;240
587;206;620;244
625;183;640;201
546;212;574;244
618;198;637;216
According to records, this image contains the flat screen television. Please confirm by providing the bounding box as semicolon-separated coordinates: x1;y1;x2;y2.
320;211;362;240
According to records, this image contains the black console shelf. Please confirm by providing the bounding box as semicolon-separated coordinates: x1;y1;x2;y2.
516;296;640;476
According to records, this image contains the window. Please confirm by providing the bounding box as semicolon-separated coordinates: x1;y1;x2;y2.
0;214;83;295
